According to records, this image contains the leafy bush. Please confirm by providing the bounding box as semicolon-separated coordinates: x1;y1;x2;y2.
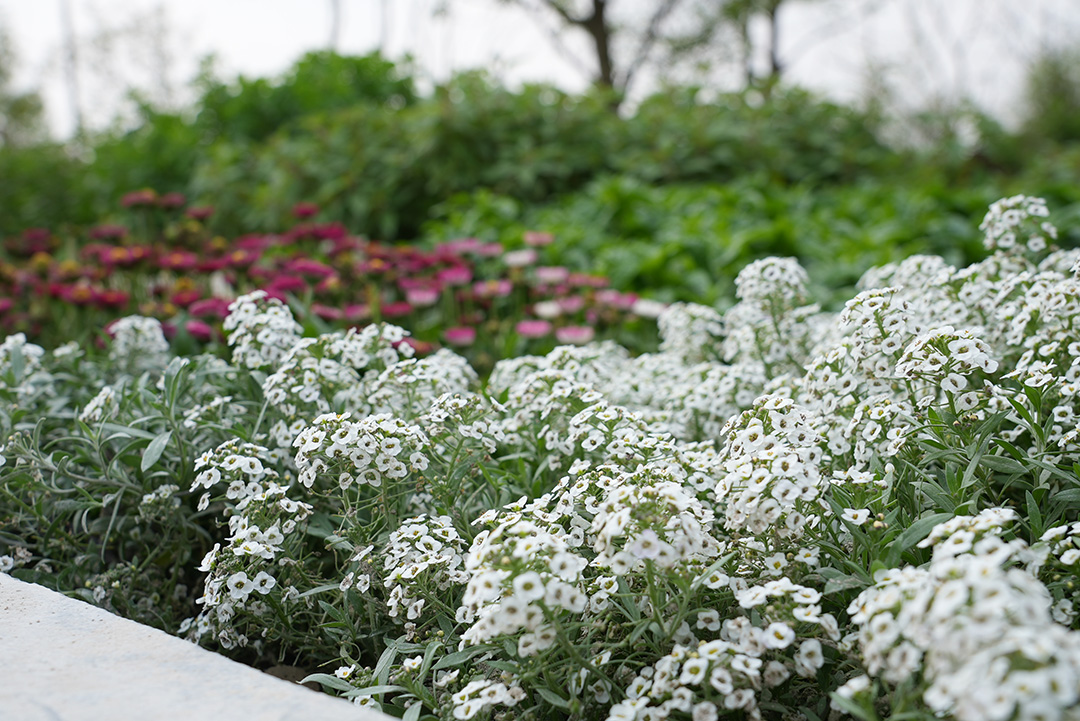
2;197;1079;721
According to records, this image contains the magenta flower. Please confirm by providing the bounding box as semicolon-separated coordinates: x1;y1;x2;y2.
284;258;335;278
515;319;552;338
555;325;595;345
188;298;232;319
266;275;307;294
292;202;319;219
185;320;214;341
443;326;477;347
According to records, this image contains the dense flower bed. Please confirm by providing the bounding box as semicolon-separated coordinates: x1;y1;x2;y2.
0;197;657;368
1;196;1079;721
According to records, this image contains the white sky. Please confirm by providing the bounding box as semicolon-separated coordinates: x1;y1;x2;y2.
2;0;1079;138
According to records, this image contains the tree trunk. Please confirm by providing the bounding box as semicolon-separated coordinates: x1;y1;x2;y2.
583;0;615;90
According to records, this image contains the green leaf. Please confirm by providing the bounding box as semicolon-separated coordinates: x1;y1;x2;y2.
300;673;354;692
884;512;953;566
403;703;423;721
432;645;491;670
141;430;172;472
534;687;571;709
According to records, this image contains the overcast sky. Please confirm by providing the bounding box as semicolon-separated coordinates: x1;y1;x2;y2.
2;0;1079;138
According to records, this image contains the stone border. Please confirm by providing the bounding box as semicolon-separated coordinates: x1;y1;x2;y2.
0;574;389;721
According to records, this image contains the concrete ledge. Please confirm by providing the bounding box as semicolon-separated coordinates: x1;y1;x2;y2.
0;574;386;721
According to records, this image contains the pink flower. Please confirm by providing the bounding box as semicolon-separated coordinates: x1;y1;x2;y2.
311;303;344;321
595;289;638;310
555;325;594;345
558;295;586;314
437;238;482;254
523;231;554;247
473;279;512;299
344;304;370;322
503;249;538;268
443;326;477;347
569;273;608;288
292;202;319;219
436;266;473;286
405;286;440;307
477;242;505;257
515;319;552;338
535;266;569;284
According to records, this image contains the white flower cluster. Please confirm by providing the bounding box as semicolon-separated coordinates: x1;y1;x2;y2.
108;316;170;373
261;323;418;447
0;333;45;388
292;412;430;490
657;302;725;365
367;348;477;418
979;194;1057;253
848;548;1080;721
222;290;303;370
78;384;118;424
378;514;468;623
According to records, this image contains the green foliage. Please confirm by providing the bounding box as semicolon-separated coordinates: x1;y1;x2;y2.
193;51;417;143
425;173;1073;307
1021;45;1080;145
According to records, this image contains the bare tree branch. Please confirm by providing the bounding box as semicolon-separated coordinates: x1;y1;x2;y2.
619;0;684;91
517;0;595;78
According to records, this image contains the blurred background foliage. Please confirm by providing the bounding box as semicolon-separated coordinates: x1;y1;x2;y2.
1;41;1079;304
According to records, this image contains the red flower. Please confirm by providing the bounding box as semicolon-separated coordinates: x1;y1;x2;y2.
185;205;215;220
158;192;187;209
159;250;198;271
380;301;413;318
89;225;128;241
171;289;202;308
95;289;130;310
121;189;158;208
